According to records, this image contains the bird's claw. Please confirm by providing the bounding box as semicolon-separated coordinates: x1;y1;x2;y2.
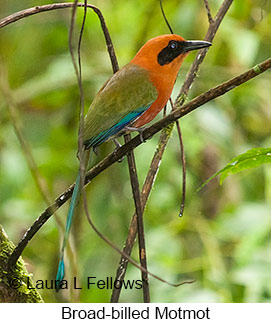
124;126;146;143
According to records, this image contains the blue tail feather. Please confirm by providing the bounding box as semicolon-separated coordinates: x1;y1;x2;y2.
56;259;65;291
56;172;81;292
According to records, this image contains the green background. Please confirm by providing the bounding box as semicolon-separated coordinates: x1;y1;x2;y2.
0;0;270;302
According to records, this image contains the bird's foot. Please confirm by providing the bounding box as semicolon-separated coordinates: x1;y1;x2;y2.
124;126;146;143
113;139;122;149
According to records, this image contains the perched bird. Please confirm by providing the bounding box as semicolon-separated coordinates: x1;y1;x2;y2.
56;34;211;289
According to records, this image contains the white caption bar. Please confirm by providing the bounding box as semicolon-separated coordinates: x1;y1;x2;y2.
1;303;270;323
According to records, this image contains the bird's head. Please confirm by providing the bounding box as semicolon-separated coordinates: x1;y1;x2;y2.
131;34;211;75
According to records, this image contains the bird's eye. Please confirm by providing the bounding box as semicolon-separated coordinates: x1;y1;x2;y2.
169;41;177;50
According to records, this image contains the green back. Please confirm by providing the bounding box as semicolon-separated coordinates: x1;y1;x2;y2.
83;63;157;144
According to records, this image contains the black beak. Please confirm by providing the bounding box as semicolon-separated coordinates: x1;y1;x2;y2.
183;40;212;53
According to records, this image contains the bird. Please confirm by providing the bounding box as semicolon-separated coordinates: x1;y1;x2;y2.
56;34;211;290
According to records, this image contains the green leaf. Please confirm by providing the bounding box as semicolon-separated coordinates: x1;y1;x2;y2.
198;147;271;191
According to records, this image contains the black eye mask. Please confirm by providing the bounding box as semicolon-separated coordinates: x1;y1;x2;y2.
157;40;186;66
157;39;212;66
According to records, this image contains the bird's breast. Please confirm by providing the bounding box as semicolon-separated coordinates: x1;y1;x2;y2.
133;70;177;127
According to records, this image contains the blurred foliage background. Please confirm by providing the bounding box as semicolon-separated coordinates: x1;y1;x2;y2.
0;0;270;303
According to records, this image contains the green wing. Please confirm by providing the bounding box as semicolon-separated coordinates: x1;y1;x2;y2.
83;63;157;146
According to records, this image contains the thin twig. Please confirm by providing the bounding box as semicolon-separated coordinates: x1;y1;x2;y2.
177;0;234;106
175;121;186;217
203;0;214;24
8;56;271;268
169;98;186;217
110;125;173;302
124;134;150;303
160;0;174;34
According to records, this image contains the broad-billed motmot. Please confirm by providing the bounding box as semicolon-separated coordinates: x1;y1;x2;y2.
56;34;211;290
